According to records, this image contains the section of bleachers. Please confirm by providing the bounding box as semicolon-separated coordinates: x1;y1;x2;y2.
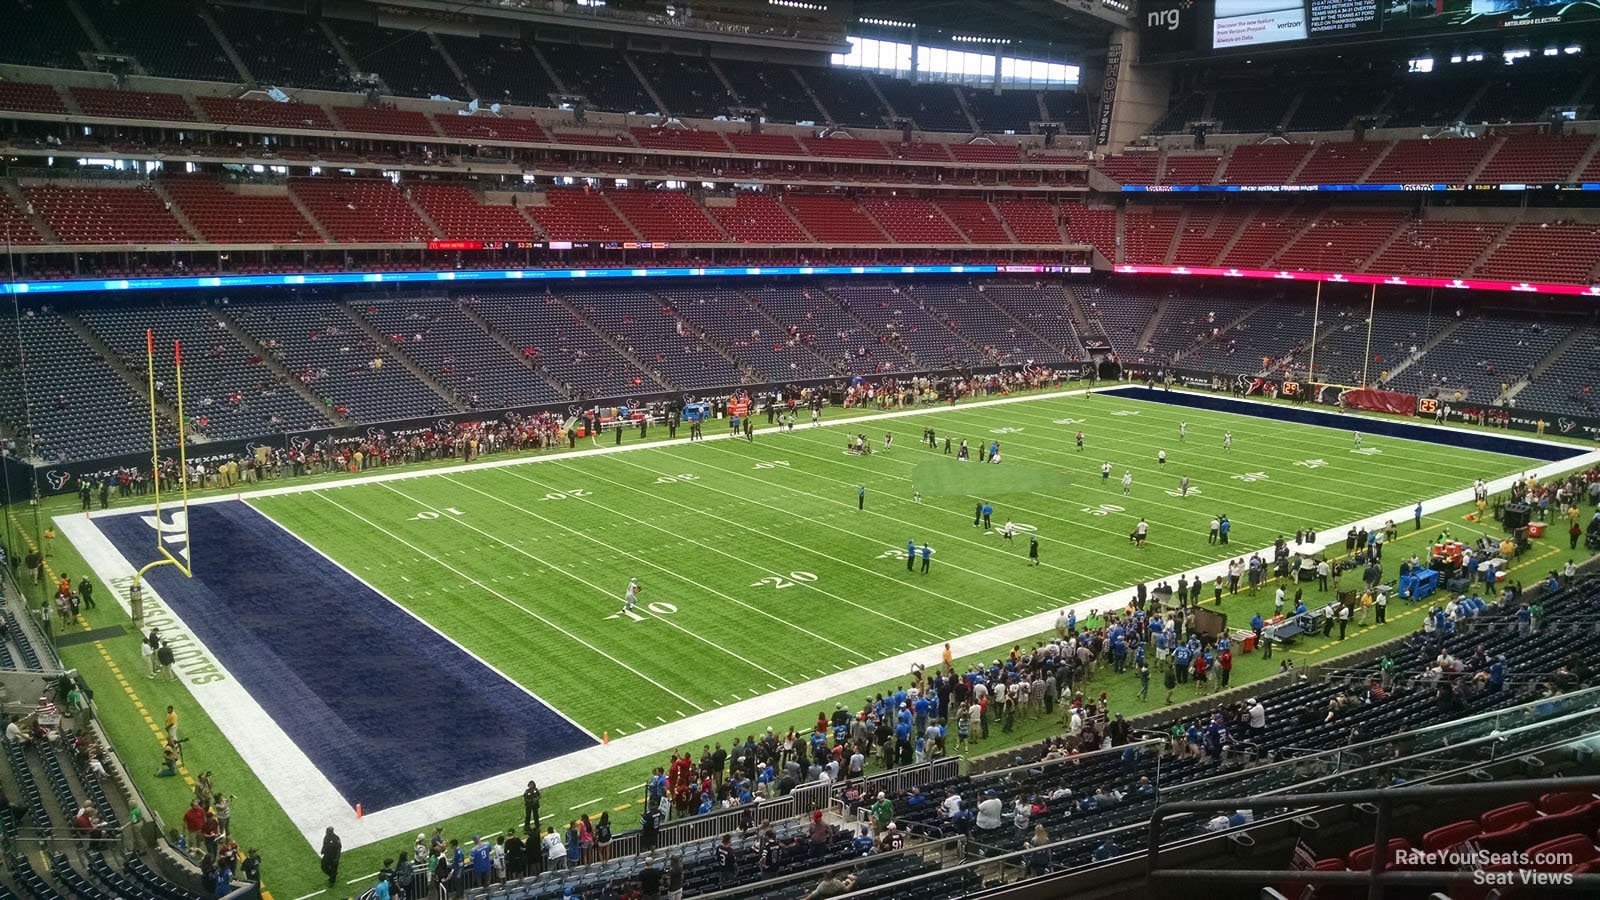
829;283;976;369
995;199;1064;244
524;189;635;242
471;292;659;397
227;297;453;421
70;87;195;122
892;142;954;162
162;176;320;244
1218;144;1310;186
1211;88;1295;134
936;199;1011;243
1369;219;1502;278
629;126;730;155
965;89;1040;134
798;68;886;128
1222;208;1312;268
1392;314;1572;402
1294;140;1388;184
606;192;724;242
662;288;836;381
705;193;809;243
1096;154;1159;186
980;283;1082;355
431;114;548;144
801;136;890;160
726;132;806;157
289;178;433;243
779;195;889;244
25;183;193;245
1270;210;1408;272
209;4;352;93
1061;204;1116;260
1475;134;1595;184
326;19;464;100
950;143;1022;165
1382;74;1485;128
1475;222;1600;285
1171;209;1249;267
568;288;744;389
78;302;330;439
1366;138;1490;184
744;285;905;373
632;51;735;119
407;184;540;242
1123;207;1181;265
538;42;658;115
1077;283;1160;358
0;81;66;115
873;79;969;133
11;308;157;460
438;34;559;109
908;282;1066;367
328;105;438;137
197;96;335;131
354;296;559;408
0;0;90;70
1041;91;1092;134
1161;155;1221;185
1517;325;1600;418
716;59;821;124
0;189;45;244
81;0;236;82
860;198;964;244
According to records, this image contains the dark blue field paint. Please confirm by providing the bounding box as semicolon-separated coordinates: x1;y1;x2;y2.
94;501;595;812
1104;386;1585;463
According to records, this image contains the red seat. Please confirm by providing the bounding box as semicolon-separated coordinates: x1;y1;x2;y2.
1480;802;1539;832
1526;833;1598;866
1423;820;1482;853
1541;791;1598;815
1346;837;1412;871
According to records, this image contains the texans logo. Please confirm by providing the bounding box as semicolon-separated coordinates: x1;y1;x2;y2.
365;427;383;440
289;436;311;453
45;470;72;491
1234;374;1251;392
434;419;453;433
245;442;267;455
1559;418;1576;434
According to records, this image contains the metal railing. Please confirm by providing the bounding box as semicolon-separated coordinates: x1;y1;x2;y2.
1146;777;1600;898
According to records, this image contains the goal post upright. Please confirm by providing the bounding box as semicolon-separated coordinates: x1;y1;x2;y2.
130;332;191;630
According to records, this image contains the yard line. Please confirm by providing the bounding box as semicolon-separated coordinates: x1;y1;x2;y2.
635;722;646;730
345;872;378;885
290;892;325;900
387;478;794;686
656;716;668;723
568;797;602;811
479;468;911;653
607;451;1114;604
680;440;1189;581
766;427;1267;560
310;491;706;712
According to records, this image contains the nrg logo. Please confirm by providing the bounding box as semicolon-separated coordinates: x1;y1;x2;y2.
1146;2;1190;31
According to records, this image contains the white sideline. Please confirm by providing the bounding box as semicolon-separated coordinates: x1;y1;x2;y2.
55;387;1600;851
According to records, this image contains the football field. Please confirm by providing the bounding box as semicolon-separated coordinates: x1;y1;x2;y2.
59;385;1592;859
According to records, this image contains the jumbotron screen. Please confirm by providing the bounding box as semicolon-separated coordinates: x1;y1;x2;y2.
1140;0;1600;60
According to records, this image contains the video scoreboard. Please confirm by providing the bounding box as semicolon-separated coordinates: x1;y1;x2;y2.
1140;0;1600;61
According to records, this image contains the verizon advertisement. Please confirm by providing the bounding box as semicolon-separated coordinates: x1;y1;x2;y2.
1213;0;1308;48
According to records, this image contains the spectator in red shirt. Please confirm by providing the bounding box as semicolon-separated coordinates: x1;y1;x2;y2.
183;800;207;848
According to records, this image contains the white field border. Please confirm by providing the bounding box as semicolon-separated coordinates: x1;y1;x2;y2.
54;385;1600;851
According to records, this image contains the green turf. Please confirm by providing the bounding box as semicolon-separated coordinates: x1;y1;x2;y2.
250;390;1542;737
32;385;1599;899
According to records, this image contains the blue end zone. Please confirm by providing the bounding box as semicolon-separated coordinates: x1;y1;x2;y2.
1105;386;1586;463
93;501;595;812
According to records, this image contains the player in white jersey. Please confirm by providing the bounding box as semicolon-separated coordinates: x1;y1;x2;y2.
1223;431;1233;451
1101;461;1113;480
622;578;641;612
1002;520;1016;543
1179;422;1187;442
1157;449;1167;465
1179;474;1190;497
1122;471;1133;495
1353;432;1363;449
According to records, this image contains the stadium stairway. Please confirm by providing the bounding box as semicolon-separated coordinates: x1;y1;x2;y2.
545;292;681;392
338;300;471;411
209;306;347;425
1499;324;1593;407
455;302;577;400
